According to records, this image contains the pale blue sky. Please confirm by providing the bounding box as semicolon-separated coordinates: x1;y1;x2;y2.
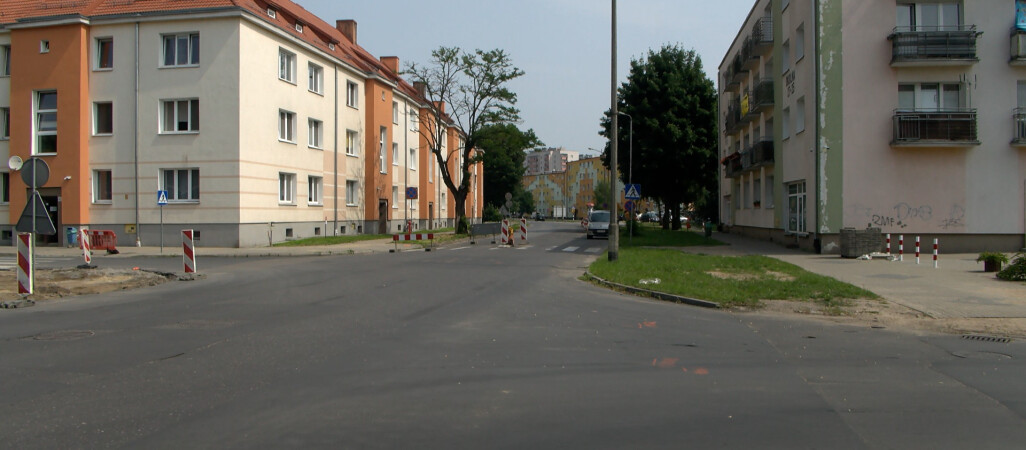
303;0;755;155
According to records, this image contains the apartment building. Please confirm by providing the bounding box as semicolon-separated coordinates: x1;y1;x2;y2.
524;147;580;176
523;156;628;219
719;0;1026;253
0;0;482;247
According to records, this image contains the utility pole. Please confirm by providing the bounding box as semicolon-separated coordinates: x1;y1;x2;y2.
608;0;619;261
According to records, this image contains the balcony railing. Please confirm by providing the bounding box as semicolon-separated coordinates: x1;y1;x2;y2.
723;153;742;178
891;109;979;146
740;138;775;171
724;99;743;135
741;17;774;70
744;78;774;119
889;25;980;66
1011;29;1026;64
1013;108;1026;145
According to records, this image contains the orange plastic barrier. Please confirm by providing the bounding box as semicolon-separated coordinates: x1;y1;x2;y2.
84;230;119;254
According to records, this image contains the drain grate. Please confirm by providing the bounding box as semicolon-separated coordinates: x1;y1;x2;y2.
961;334;1012;344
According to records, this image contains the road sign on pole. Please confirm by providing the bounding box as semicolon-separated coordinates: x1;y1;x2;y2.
624;184;641;200
157;190;169;206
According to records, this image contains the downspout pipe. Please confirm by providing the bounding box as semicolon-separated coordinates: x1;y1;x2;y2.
134;22;141;246
333;66;339;235
813;0;822;253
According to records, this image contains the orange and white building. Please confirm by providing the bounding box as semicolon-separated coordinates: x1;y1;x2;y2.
0;0;481;247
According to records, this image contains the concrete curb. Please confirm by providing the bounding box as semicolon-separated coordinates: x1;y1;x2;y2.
584;271;720;309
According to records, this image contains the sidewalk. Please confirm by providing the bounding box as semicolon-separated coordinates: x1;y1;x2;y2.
699;232;1026;320
0;236;430;258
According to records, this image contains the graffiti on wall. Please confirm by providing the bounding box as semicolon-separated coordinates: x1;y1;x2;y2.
848;202;965;230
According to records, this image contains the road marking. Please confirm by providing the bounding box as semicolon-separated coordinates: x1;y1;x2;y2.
562;246;579;252
515;245;532;251
546;246;558;251
448;246;471;251
0;256;66;270
585;247;602;253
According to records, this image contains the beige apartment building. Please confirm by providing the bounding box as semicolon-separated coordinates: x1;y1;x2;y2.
719;0;1026;253
0;0;481;248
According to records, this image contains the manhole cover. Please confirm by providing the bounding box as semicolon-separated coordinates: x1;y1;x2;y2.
30;330;95;341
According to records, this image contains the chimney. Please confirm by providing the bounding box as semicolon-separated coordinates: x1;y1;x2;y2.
336;20;357;44
380;56;399;74
413;81;427;98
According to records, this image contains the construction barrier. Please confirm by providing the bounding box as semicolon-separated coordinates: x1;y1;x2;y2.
898;235;904;262
80;228;91;265
915;236;921;265
469;222;502;245
934;239;939;268
17;233;32;295
85;230;119;254
501;219;510;246
392;233;435;252
183;229;196;273
520;218;528;243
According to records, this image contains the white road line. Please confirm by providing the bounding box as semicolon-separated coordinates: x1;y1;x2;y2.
449;246;471;251
562;246;579;252
546;246;558;251
585;247;602;253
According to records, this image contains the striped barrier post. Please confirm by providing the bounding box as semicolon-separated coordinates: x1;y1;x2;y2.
182;229;196;273
915;236;921;265
886;234;891;254
520;218;528;243
933;239;939;269
899;235;904;262
80;228;91;265
501;219;509;246
17;233;32;295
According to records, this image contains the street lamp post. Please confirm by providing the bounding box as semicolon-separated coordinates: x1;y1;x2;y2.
608;0;619;262
618;111;632;243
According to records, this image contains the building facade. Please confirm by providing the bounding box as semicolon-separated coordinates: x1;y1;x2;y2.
523;147;580;176
719;0;1026;253
0;0;482;248
523;156;632;219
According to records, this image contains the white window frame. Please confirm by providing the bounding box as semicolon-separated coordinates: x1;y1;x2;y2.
279;48;296;84
93;101;113;136
346;81;359;108
95;37;113;70
898;82;964;111
766;175;775;209
795;97;806;135
392;142;399;166
295;23;303;33
160;98;199;134
379;126;388;174
393;101;399;124
279;172;296;204
308;118;323;149
787;181;807;234
392;186;399;208
897;3;961;32
1;107;9;140
308;62;323;94
35;91;58;155
0;45;10;77
782;107;791;140
93;169;113;204
308;176;323;205
409;147;417;170
782;40;791;74
795;24;805;63
160;168;200;202
277;109;296;143
409;110;419;131
161;32;200;67
441;191;447;210
267;8;276;18
346;130;359;156
346;179;358;206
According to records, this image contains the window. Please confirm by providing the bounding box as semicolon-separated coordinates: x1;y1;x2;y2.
782;0;790;10
409;148;418;170
379;126;387;173
393;142;399;165
279;172;296;204
161;99;199;133
96;38;113;69
765;175;775;208
162;33;199;67
795;97;806;134
393;101;399;124
40;40;50;53
308;118;322;148
409;110;419;131
346;81;359;108
782;107;791;139
795;24;805;62
295;23;303;33
392;186;399;208
782;40;790;73
279;49;296;83
898;83;964;110
267;8;276;18
1019;81;1026;108
308;63;323;93
753;176;762;207
346;130;359;156
278;110;296;142
161;168;200;201
346;180;358;205
36;91;58;154
94;102;113;135
441;191;446;210
787;181;807;233
93;170;112;203
896;3;960;31
0;172;8;203
308;176;323;205
0;45;9;76
1;107;9;140
429;154;434;181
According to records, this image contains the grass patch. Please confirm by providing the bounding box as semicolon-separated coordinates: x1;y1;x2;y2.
273;234;392;247
589;248;878;308
620;224;724;248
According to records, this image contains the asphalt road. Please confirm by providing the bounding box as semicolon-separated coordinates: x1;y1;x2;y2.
1;222;1024;449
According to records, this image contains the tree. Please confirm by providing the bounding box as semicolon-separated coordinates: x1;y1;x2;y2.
405;47;525;234
477;123;543;210
594;179;611;211
600;45;718;230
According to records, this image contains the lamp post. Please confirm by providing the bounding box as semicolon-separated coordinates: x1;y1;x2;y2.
618;111;632;243
608;0;619;262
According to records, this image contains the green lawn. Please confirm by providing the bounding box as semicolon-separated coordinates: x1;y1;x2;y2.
589;248;878;308
272;234;393;247
620;223;724;247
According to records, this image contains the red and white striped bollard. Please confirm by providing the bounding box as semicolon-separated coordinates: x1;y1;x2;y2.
899;235;904;262
80;228;91;265
933;239;939;269
17;233;32;295
501;219;509;246
915;236;920;265
886;234;891;254
182;229;196;273
520;218;528;243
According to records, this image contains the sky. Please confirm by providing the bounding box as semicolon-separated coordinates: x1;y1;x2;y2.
303;0;757;156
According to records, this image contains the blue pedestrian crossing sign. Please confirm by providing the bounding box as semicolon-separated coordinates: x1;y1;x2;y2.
157;190;169;206
624;184;641;200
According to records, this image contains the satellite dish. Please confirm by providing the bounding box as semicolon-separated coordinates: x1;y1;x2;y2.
8;156;23;171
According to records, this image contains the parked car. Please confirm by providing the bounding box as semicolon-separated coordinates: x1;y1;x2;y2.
640;211;659;223
586;210;611;239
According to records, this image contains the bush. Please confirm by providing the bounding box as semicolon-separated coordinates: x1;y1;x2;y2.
622;220;643;237
483;204;502;222
997;253;1026;281
976;252;1009;264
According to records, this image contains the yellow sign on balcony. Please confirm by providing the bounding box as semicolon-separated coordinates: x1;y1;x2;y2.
741;94;750;116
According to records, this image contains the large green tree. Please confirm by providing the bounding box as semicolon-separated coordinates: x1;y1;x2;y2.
477;123;543;210
600;44;718;230
405;47;525;234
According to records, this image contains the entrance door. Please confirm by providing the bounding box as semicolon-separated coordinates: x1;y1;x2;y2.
378;200;388;234
32;187;61;245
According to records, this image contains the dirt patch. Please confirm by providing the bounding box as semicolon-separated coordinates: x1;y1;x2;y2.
740;298;1026;339
706;270;796;282
0;267;174;303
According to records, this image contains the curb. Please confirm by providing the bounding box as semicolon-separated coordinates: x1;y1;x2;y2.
584;271;720;309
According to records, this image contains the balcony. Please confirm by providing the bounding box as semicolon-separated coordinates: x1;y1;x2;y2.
740;138;775;172
889;25;980;67
724;99;743;135
743;78;774;119
1013;108;1026;145
722;152;742;178
891;109;980;146
741;17;774;70
1011;29;1026;65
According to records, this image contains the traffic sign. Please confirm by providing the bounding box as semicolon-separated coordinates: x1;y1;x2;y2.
624;200;634;212
157;190;169;206
16;191;57;235
405;187;418;199
624;184;641;200
21;157;50;188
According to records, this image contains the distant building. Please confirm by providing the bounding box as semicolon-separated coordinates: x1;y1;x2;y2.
523;156;637;219
524;147;580;176
719;0;1026;253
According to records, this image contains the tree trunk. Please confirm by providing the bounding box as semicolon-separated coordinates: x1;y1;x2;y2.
454;186;469;234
